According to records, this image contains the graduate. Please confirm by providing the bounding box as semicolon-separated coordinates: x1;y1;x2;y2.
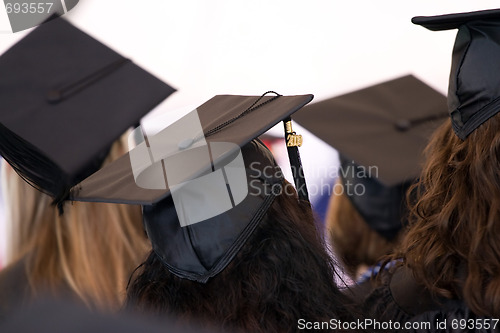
70;93;362;332
355;9;500;331
293;75;447;291
0;16;173;315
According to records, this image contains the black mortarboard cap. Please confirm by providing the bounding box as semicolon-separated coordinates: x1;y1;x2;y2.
412;9;500;139
70;93;313;282
292;75;448;239
0;16;175;205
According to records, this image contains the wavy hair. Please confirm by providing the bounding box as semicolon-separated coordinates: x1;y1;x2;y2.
126;182;357;332
396;113;500;317
2;135;150;311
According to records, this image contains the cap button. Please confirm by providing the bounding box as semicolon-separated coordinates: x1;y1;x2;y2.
47;90;62;104
395;119;411;131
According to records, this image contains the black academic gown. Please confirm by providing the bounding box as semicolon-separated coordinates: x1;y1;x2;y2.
0;259;31;322
0;257;80;324
354;266;497;333
407;304;497;333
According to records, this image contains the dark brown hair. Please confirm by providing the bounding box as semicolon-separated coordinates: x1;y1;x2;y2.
396;113;500;317
126;182;357;332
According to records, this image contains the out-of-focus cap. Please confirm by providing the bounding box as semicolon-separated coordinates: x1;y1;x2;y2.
0;16;175;204
293;75;448;239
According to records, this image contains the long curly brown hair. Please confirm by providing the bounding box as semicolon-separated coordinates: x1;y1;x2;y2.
126;182;357;332
396;113;500;317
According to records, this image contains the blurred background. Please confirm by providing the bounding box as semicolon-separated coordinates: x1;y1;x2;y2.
1;0;499;266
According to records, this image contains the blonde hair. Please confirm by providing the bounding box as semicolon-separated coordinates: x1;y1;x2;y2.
326;179;400;279
2;136;150;311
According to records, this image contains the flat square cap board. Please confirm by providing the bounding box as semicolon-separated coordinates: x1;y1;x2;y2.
292;75;448;187
70;93;314;205
69;92;313;283
0;16;175;203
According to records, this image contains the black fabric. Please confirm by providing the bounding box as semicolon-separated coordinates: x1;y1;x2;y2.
68;94;313;284
354;267;415;326
0;260;31;323
354;266;490;332
0;16;175;203
142;140;283;283
0;297;222;333
0;257;82;323
292;75;447;187
340;158;411;240
70;94;313;204
412;9;500;31
409;304;498;333
389;266;447;316
412;9;500;139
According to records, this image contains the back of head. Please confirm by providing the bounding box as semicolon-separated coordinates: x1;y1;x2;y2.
326;180;402;280
2;137;150;311
399;112;500;317
66;95;357;330
403;9;500;317
0;15;174;312
126;183;354;331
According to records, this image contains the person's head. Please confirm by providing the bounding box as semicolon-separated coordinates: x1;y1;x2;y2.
326;178;402;280
326;156;413;282
397;113;500;317
289;76;448;283
0;16;174;311
127;178;354;332
2;136;150;311
69;94;358;330
400;9;500;317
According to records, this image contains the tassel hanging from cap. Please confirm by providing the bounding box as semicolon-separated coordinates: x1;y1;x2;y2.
0;122;71;213
283;118;309;202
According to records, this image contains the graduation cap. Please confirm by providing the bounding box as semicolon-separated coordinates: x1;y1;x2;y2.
412;9;500;140
292;75;448;239
70;92;313;282
0;16;175;207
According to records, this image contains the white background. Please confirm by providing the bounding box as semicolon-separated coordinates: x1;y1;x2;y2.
0;0;499;265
